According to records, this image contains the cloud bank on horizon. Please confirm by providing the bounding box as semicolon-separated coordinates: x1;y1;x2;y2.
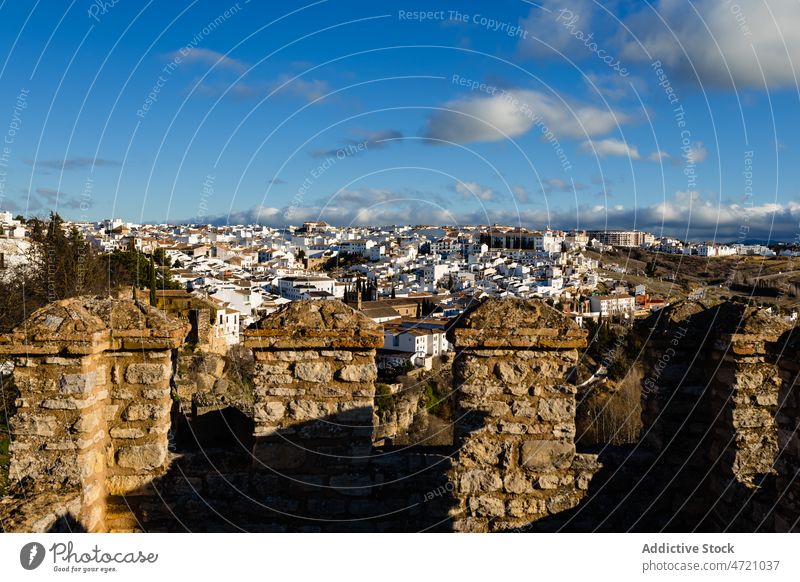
0;1;798;241
195;187;800;242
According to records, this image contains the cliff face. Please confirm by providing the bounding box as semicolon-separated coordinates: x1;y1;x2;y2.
0;296;797;532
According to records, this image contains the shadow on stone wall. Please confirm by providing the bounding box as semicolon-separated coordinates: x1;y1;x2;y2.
2;296;798;533
105;407;458;532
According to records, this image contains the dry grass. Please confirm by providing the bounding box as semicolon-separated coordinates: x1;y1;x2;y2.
577;366;643;446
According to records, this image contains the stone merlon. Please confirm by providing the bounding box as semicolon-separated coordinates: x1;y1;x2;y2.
0;296;189;355
448;297;587;349
243;299;383;349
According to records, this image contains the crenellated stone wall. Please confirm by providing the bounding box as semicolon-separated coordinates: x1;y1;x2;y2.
243;300;383;523
2;295;797;533
447;299;600;532
629;301;799;532
0;296;187;532
774;329;800;532
705;308;792;531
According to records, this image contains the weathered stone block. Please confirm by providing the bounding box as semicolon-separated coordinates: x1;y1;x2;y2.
506;496;546;518
125;363;170;384
320;350;353;361
257;374;295;386
452;517;489;532
546;491;580;514
259;387;306;397
116;443;167;470
520;440;575;470
122;403;169;421
512;399;538;417
459;469;503;493
537;398;574;422
495;361;526;384
468;495;505;517
142;387;170;400
459;383;503;397
288;400;331;421
337;364;376;383
536;474;560;489
503;471;532;494
294;362;332;383
10;413;59;437
732;408;773;429
254;401;286;423
41;398;81;410
273;350;318;362
755;393;778;406
459;440;507;467
59;372;95;395
110;427;146;439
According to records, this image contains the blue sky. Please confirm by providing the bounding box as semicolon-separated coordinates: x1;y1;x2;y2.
0;0;799;240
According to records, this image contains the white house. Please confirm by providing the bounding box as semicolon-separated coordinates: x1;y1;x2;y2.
590;294;636;317
276;275;338;300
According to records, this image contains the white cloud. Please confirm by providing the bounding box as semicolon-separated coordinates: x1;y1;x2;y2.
425;90;629;144
203;189;800;241
685;142;708;164
171;48;247;73
581;138;641;159
270;74;330;102
203;189;800;240
621;0;800;88
647;150;670;162
197;74;330;103
517;0;598;59
511;185;530;204
455;181;494;201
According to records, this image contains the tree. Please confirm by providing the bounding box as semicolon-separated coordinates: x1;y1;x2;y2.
149;253;157;306
0;212;103;331
153;247;168;266
0;215;181;333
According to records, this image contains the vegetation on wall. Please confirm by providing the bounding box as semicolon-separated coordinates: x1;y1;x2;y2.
0;213;180;333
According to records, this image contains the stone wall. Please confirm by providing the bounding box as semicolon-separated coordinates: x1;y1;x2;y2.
447;299;600;532
775;329;800;532
704;308;790;531
3;295;797;533
243;300;383;524
9;352;109;532
626;301;798;532
0;297;186;531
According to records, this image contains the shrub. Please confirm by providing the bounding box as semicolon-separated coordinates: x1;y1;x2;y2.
374;384;395;417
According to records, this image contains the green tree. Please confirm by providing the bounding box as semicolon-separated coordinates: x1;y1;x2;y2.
0;215;181;333
149;253;157;306
153;247;168;266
